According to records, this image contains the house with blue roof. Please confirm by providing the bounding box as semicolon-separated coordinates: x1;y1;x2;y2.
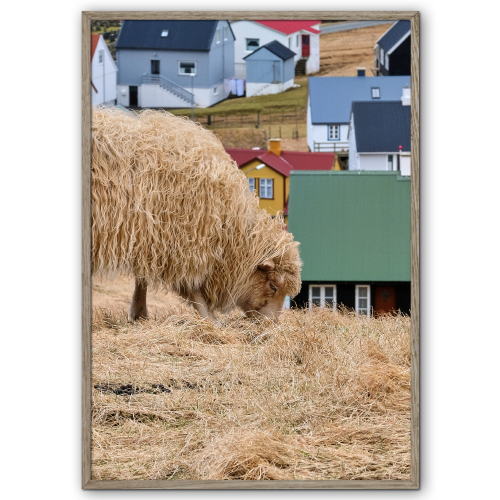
306;75;411;156
115;20;235;109
349;86;411;175
374;21;411;76
244;40;296;97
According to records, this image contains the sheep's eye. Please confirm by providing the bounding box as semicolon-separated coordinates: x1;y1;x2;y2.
270;283;278;293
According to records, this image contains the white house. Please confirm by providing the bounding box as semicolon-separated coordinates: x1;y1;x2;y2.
91;34;117;105
307;75;411;153
348;86;411;175
229;20;320;79
115;20;235;109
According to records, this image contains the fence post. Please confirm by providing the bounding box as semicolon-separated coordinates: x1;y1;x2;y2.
257;110;260;128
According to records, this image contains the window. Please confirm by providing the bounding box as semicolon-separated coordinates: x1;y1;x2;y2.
151;60;160;75
161;30;169;37
328;125;340;141
296;34;299;47
213;86;218;95
248;178;256;193
246;38;259;51
259;178;273;199
355;285;371;316
388;154;394;170
380;48;385;65
386;55;389;70
223;26;228;40
215;29;221;44
98;50;104;64
288;37;291;48
309;285;337;309
179;61;196;75
371;87;380;99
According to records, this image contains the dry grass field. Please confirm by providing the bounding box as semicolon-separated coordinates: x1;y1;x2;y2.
91;300;411;481
318;23;394;77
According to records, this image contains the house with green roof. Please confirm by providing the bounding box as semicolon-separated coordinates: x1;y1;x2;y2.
287;171;411;316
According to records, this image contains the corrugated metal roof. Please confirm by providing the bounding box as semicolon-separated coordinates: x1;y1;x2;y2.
243;40;296;61
225;148;335;175
115;20;219;51
352;100;411;152
309;76;411;124
377;20;411;52
254;20;321;35
287;171;411;282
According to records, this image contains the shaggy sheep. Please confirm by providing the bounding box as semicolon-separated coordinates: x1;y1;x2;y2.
91;107;302;322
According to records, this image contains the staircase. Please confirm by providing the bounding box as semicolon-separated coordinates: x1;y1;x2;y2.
142;73;194;105
295;58;307;76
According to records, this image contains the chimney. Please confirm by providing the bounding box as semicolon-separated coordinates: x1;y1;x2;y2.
401;85;411;106
357;67;366;76
268;138;282;156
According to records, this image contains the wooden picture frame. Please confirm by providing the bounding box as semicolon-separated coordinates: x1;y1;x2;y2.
82;11;419;489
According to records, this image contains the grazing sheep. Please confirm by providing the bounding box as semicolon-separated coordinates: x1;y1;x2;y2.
91;107;301;322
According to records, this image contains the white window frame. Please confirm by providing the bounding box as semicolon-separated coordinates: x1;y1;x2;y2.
161;30;169;37
98;49;104;64
309;285;337;309
328;124;340;141
246;38;260;51
386;54;389;70
288;37;292;48
248;177;256;193
259;178;273;199
223;26;228;41
355;285;371;317
215;29;221;44
178;61;196;76
371;87;380;99
380;48;385;65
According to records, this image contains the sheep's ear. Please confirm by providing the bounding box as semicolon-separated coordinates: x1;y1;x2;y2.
258;260;275;272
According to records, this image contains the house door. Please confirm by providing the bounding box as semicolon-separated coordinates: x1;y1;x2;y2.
129;86;138;107
374;285;397;316
302;35;310;57
151;60;160;75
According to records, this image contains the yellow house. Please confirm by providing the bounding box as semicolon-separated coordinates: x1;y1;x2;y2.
226;139;338;224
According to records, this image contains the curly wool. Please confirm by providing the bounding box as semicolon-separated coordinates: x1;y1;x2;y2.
91;107;301;311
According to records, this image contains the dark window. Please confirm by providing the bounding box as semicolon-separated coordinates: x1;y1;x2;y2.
151;60;160;75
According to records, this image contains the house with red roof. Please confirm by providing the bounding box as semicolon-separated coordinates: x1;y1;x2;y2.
226;139;338;224
229;20;320;80
91;34;117;105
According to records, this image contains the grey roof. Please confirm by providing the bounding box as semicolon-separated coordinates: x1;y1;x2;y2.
352;101;411;153
243;40;296;60
377;21;411;52
116;20;231;51
308;76;411;124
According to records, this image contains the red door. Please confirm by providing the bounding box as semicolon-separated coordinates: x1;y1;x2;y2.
374;286;397;317
302;35;310;57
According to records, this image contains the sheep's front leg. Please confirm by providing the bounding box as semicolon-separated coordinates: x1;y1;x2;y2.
192;292;217;323
130;277;148;320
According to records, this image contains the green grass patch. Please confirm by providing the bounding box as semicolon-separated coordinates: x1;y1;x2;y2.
170;76;309;119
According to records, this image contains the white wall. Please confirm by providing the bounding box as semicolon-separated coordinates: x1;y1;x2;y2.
246;78;294;97
348;114;358;170
117;83;230;109
400;153;411;176
91;36;117;105
305;32;320;74
358;154;389;171
308;120;350;152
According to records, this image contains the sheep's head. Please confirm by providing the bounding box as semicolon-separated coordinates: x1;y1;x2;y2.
237;245;302;322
